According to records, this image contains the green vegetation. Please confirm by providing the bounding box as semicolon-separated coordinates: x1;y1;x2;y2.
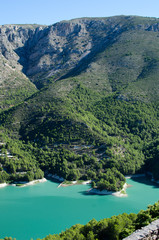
1;78;159;190
0;132;44;183
0;85;37;111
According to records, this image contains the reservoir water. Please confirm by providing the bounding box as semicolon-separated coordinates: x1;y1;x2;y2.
0;177;159;240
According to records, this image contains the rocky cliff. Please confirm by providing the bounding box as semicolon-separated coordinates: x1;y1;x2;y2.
123;219;159;240
0;24;42;109
1;15;159;109
0;17;126;88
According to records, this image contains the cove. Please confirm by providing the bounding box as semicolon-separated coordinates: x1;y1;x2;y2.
0;177;159;240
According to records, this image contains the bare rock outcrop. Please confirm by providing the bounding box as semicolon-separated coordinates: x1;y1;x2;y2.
123;219;159;240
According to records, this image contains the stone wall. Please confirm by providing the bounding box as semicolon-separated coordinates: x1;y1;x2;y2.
123;219;159;240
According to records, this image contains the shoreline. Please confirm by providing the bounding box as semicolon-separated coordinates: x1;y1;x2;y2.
125;174;145;179
112;183;128;197
19;178;47;187
0;173;158;197
59;180;91;187
58;174;147;197
0;178;47;188
125;173;159;186
0;182;8;188
87;183;128;197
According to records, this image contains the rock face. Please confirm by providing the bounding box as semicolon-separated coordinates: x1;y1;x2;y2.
0;24;41;109
1;18;124;87
1;15;159;106
123;219;159;240
1;16;159;87
0;24;46;78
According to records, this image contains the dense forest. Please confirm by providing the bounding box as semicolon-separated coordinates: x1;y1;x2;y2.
1;85;159;191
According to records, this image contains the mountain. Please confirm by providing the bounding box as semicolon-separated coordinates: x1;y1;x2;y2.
0;24;45;110
1;15;159;190
1;16;159;97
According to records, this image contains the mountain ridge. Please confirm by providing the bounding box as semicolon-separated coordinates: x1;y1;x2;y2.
1;15;159;92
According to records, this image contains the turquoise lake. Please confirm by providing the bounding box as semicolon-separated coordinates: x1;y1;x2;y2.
0;177;159;240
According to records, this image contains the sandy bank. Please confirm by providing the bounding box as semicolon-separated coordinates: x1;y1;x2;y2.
60;180;91;187
0;182;8;188
0;178;47;188
20;178;47;187
82;180;91;185
112;183;128;197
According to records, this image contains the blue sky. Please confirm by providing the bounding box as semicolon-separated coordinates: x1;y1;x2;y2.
1;0;159;25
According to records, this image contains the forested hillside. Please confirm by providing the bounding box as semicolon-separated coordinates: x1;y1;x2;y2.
1;15;159;192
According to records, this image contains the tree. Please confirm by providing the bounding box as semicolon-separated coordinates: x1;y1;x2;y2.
135;210;152;229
